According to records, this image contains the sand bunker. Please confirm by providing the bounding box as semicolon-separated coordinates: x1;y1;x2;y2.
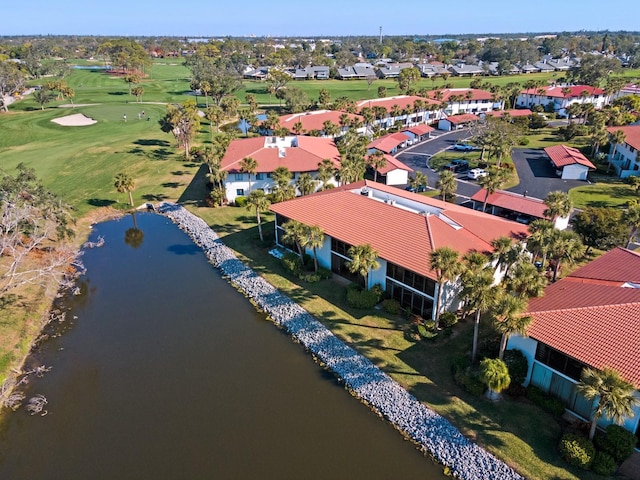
51;113;97;126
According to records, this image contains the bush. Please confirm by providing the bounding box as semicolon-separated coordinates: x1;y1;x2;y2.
526;385;566;417
382;299;401;315
439;311;458;328
591;451;617;476
595;424;638;462
316;267;332;280
423;319;436;331
281;252;303;276
518;136;530;145
503;349;529;386
558;433;595;470
234;196;248;207
299;272;321;283
346;284;382;309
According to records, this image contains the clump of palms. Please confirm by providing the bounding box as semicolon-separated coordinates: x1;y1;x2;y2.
480;358;511;401
346;244;380;290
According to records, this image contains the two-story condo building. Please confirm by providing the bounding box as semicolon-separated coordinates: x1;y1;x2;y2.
516;85;607;117
607;125;640;179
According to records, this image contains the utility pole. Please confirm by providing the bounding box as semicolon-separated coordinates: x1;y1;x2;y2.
379;26;382;45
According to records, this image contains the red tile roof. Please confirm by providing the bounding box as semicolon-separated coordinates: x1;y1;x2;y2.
607;125;640;151
520;85;605;98
405;124;435;136
425;88;494;102
367;132;411;153
544;144;596;169
526;247;640;386
270;180;529;281
470;189;548;218
278;110;363;133
221;136;340;173
443;114;479;125
484;109;532;118
373;154;413;174
355;95;440;113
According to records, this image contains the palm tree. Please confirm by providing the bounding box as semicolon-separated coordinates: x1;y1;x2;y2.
317;158;336;190
547;230;584;282
527;219;555;265
543;191;573;222
346;244;380;290
622;202;640;248
246;190;271;242
460;268;496;363
608;130;626;173
300;225;325;272
577;367;640;440
282;220;306;262
429;247;462;330
480;358;511;401
436;170;456;202
295;173;317;196
491;292;531;360
478;167;508;213
505;261;547;299
114;172;135;207
367;151;387;183
239;157;258;193
491;236;519;277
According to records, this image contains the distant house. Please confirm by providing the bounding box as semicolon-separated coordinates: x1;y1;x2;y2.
544;144;595;180
448;64;485;76
607;125;640;178
416;62;449;77
508;247;640;438
516;85;607;117
403;124;435;142
277;110;366;137
337;63;376;80
614;83;640;100
470;189;570;229
243;67;270;80
425;88;498;115
438;113;479;131
292;66;330;80
221;135;341;202
376;62;414;79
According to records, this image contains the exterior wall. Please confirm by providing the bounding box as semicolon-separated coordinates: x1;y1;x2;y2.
506;335;538;385
385;169;409;186
225;173;339;202
516;93;607;115
446;100;494;116
554;215;570;231
438;119;453;131
609;143;640;179
561;164;589;180
369;258;388;290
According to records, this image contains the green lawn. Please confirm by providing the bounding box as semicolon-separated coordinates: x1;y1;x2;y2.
570;181;638;209
186;204;604;480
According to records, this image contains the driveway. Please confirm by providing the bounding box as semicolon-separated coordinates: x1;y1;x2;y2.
507;148;587;199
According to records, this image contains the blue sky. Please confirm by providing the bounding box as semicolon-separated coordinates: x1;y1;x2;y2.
6;0;640;37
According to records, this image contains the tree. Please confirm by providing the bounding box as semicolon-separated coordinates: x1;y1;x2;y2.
478;167;509;213
246;190;271;242
131;86;144;103
505;261;547;299
318;88;331;109
282;219;306;262
568;54;622;87
429;247;461;330
491;236;523;278
547;230;585;282
239;157;258;193
436;170;457;202
346;244;380;289
491;292;531;360
295;173;316;196
300;225;325;272
396;67;421;94
33;88;55;110
159;100;201;158
265;68;291;98
367;151;387;183
205;105;224;135
570;207;627;254
271;166;295;203
621;202;640;248
377;86;387;98
0;165;76;296
461;268;496;363
114;172;135;207
577;368;640;441
543;191;573;222
409;171;428;192
124;73;140;96
0;60;26;112
480;358;511;401
608;130;627;171
284;86;310;113
317;158;336;190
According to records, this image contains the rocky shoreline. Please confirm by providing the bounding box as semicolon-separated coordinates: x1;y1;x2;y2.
158;202;524;480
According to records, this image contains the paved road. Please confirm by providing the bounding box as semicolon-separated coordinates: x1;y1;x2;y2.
507;148;587;200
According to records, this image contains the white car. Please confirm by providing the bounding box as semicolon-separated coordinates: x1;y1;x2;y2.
467;168;488;180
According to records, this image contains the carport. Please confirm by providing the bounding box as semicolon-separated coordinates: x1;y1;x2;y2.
544;145;595;180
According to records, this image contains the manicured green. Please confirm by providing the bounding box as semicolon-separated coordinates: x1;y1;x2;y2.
569;182;637;209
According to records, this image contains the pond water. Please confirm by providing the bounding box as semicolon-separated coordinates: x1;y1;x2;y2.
0;213;445;479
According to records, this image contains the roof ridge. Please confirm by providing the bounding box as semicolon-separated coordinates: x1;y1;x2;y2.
531;300;640;315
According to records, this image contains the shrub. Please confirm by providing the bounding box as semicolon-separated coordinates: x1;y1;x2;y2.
558;433;595;470
591;451;617;476
453;362;486;396
423;319;436;331
382;299;401;315
234;196;248;208
439;311;458;328
281;252;303;276
299;272;321;283
526;385;566;417
316;267;332;280
518;136;530;146
346;284;382;309
503;349;528;386
595;424;638;462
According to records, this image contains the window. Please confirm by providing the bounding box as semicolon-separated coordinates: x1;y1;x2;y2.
535;343;587;381
256;173;264;180
234;173;243;181
386;262;435;296
236;189;245;197
331;238;352;257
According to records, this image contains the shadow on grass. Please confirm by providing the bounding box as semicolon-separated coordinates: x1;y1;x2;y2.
87;198;116;207
177;163;208;206
133;139;170;147
107;92;126;96
162;182;183;189
142;193;169;202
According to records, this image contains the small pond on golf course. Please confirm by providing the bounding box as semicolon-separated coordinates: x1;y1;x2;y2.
0;213;446;479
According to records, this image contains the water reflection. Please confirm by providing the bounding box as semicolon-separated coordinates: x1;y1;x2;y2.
124;212;144;249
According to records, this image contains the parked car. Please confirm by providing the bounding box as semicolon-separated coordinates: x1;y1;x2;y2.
453;143;474;152
442;159;470;173
405;184;427;193
467;168;488;180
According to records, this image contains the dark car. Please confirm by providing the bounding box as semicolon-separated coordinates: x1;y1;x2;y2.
442;159;469;173
405;184;427;193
